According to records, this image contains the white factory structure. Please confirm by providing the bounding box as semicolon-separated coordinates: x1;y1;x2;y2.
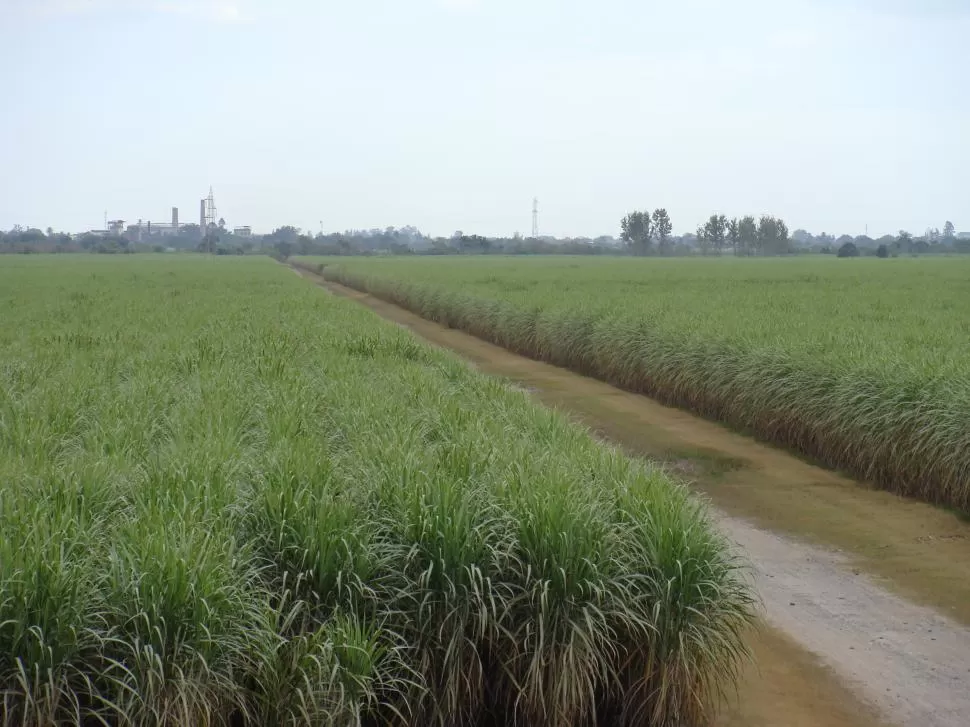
126;207;181;241
83;189;251;243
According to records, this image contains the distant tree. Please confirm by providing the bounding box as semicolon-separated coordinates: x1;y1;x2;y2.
296;233;315;256
752;216;790;255
265;226;300;246
757;216;781;255
738;215;758;256
456;234;491;253
943;220;956;241
836;234;854;246
776;218;790;252
45;226;54;237
727;217;741;255
273;240;295;259
854;235;875;248
695;225;712;255
896;230;913;254
18;228;46;244
652;208;672;254
837;242;860;258
876;244;889;258
79;234;98;251
703;214;727;255
620;210;653;255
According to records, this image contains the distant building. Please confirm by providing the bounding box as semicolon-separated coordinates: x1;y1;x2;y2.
107;220;126;236
958;232;970;240
74;230;108;239
233;226;252;237
126;208;182;241
126;221;181;241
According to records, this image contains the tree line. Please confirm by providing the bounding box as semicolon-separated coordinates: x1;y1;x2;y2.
621;209;791;256
3;217;965;258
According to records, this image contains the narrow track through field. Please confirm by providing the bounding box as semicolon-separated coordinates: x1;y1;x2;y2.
294;266;970;727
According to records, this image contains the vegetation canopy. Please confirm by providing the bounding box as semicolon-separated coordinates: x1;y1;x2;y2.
308;255;970;513
0;256;751;726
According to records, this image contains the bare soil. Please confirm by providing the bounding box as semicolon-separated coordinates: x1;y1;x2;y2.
296;268;970;727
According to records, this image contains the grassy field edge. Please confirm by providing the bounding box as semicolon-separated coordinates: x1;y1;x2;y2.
1;256;754;726
306;260;970;513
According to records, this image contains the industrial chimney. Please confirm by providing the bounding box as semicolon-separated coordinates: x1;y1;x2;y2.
172;207;179;234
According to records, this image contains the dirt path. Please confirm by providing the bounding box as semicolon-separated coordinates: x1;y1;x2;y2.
295;268;970;727
721;517;970;727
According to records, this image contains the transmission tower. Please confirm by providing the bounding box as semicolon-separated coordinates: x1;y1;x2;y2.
203;187;218;253
531;197;539;238
205;187;218;231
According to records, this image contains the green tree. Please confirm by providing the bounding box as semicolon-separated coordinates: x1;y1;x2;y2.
273;240;295;259
756;215;790;255
837;241;860;258
620;210;654;256
620;212;643;251
876;243;889;258
696;225;712;255
738;215;758;256
652;208;672;255
896;230;913;254
727;217;741;256
943;220;956;241
703;214;727;255
776;218;790;253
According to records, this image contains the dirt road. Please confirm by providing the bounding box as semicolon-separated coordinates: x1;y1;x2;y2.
295;267;970;727
721;517;969;727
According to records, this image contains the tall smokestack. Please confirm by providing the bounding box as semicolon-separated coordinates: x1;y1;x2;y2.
172;206;179;233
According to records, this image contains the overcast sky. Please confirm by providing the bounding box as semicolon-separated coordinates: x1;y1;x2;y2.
1;0;967;238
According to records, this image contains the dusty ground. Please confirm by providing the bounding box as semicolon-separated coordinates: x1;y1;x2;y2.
720;517;970;727
295;267;970;727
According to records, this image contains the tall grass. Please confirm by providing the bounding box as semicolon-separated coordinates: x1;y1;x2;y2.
308;255;970;512
0;256;752;725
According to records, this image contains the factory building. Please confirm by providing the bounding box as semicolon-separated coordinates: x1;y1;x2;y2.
100;192;251;244
126;208;182;241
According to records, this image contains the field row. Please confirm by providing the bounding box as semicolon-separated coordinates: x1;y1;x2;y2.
0;257;750;726
308;256;970;511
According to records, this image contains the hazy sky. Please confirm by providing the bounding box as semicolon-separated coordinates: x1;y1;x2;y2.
1;0;967;239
